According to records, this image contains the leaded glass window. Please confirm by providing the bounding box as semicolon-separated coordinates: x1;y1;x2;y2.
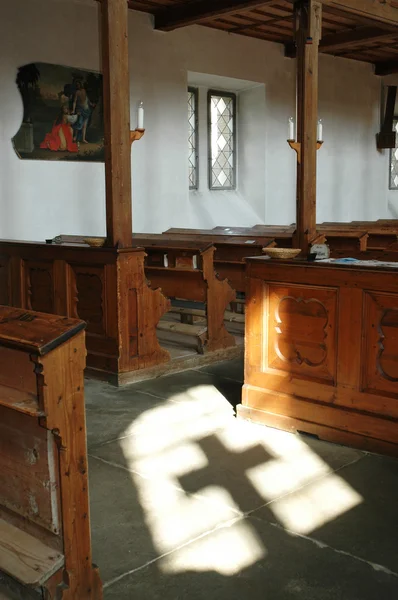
390;119;398;190
188;87;198;190
208;91;236;190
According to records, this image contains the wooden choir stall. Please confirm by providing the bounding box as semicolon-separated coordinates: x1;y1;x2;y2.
238;258;398;456
0;306;102;599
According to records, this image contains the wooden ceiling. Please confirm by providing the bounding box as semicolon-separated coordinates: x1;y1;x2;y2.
126;0;398;74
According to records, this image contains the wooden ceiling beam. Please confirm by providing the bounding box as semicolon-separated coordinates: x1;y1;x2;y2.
321;0;398;26
154;0;280;31
320;25;398;51
375;60;398;75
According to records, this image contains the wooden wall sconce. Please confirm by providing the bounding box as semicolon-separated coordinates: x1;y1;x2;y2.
130;128;145;144
287;140;323;164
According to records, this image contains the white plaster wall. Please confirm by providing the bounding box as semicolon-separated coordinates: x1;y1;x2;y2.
186;79;266;228
0;0;393;241
238;86;267;224
0;0;106;241
317;56;388;223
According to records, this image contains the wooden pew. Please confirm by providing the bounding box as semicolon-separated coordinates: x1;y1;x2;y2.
213;224;296;236
247;224;296;246
320;230;369;254
0;306;102;599
318;222;398;251
164;226;291;248
132;235;236;353
0;240;170;383
161;230;275;293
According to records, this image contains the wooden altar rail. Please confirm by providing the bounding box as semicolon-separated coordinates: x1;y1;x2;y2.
161;230;276;292
0;241;170;383
132;235;236;352
239;257;398;457
0;306;102;599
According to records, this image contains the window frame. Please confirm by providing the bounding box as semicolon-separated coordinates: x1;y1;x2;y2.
389;117;398;191
188;86;199;191
207;89;237;191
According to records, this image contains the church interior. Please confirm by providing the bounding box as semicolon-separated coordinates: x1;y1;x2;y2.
1;0;398;598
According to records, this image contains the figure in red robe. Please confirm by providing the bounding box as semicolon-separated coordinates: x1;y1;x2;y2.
40;106;78;153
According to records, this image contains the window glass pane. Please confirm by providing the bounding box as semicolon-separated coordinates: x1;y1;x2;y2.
188;88;198;190
209;92;236;189
390;120;398;190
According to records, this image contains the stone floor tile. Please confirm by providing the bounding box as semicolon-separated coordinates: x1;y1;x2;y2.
253;453;398;573
89;456;237;584
104;516;398;600
133;369;242;407
84;379;172;449
197;357;244;383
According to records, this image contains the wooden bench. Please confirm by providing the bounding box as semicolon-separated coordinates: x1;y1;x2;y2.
0;239;170;383
0;306;102;599
319;230;369;254
162;229;276;292
132;235;236;353
318;222;398;251
165;226;292;248
169;306;245;325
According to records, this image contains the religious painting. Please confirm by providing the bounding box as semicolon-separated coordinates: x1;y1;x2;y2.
12;62;104;162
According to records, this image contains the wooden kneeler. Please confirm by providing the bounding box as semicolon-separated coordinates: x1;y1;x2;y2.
0;306;102;599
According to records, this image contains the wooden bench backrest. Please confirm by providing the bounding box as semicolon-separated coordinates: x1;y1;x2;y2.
0;408;60;537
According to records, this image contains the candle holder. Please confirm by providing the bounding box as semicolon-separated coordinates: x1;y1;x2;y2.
287;140;323;164
130;128;145;144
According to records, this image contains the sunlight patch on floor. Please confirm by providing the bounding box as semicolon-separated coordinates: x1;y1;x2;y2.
159;518;266;576
269;471;363;535
121;384;234;456
119;384;363;573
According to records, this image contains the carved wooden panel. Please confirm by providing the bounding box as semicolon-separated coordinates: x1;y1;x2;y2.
70;265;106;336
23;260;54;314
0;255;9;305
267;284;337;383
363;291;398;396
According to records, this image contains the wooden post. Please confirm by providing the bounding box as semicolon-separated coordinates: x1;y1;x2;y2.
101;0;132;248
293;0;322;252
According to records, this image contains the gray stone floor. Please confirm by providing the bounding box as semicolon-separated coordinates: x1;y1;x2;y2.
86;357;398;599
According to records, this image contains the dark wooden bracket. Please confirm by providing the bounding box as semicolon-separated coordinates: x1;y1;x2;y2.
377;86;397;149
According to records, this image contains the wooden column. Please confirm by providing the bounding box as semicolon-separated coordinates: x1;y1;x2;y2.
293;0;322;252
101;0;132;248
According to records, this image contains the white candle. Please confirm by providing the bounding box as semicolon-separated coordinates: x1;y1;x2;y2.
288;116;295;141
317;118;323;142
137;101;144;129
